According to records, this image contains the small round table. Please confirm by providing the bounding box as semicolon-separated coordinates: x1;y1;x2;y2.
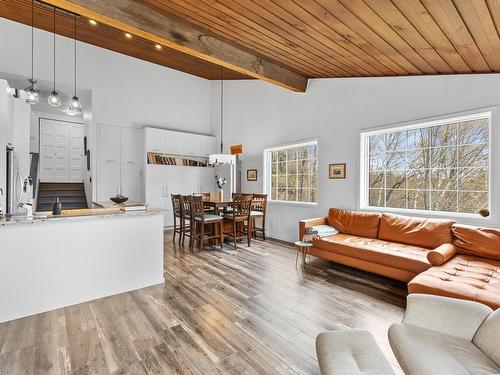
294;240;313;267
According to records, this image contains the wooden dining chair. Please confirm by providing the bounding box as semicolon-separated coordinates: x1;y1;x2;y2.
190;195;224;251
250;193;267;240
171;194;183;243
223;194;253;250
196;192;215;214
181;195;193;247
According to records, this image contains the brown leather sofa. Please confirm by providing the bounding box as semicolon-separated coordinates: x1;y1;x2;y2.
300;208;500;309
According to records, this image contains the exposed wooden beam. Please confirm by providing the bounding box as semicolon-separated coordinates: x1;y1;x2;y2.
42;0;309;92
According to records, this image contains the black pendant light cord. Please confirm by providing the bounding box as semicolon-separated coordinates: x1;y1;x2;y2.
52;6;56;91
220;66;224;153
73;13;77;97
30;0;34;83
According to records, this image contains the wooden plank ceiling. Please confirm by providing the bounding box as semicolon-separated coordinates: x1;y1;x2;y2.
0;0;251;80
1;0;499;89
144;0;500;78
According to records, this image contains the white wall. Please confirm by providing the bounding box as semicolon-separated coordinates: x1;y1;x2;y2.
213;74;500;241
0;17;211;202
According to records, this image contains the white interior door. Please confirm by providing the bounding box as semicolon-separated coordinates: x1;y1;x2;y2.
69;123;84;182
40;119;70;182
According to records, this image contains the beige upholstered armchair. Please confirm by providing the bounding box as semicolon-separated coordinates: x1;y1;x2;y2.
389;294;500;375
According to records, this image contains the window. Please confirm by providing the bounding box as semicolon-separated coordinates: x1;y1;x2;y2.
264;141;318;204
360;112;491;216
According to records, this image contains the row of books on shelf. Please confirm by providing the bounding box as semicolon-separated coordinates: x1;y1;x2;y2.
147;152;211;167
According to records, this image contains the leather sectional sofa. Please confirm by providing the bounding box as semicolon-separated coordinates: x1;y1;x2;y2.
300;208;500;309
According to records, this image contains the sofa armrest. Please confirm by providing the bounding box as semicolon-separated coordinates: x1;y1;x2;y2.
427;243;457;266
299;217;327;240
402;294;492;340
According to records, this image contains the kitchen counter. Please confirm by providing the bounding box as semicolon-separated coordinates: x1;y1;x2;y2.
0;205;164;323
0;206;163;226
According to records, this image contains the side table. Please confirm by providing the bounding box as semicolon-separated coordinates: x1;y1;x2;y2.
294;240;313;267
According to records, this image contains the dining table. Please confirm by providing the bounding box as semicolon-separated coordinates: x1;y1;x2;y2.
202;197;250;244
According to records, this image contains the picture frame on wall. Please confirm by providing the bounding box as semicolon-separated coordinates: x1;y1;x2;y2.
329;163;346;179
247;169;257;181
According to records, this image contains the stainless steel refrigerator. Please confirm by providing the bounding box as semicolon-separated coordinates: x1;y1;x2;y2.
6;145;16;214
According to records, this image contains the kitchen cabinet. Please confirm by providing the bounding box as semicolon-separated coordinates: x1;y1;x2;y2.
144;127;165;154
165;130;183;155
99;124;121;163
182;133;200;156
201;135;217;157
98;124;142;202
98;161;121;199
143;127;217;227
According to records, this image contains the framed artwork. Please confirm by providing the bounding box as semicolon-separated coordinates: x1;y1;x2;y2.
329;163;346;179
247;169;257;181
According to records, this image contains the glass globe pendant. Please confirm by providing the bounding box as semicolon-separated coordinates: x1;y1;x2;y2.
68;95;82;114
48;7;61;107
25;80;39;105
67;13;82;115
25;0;39;106
48;91;61;107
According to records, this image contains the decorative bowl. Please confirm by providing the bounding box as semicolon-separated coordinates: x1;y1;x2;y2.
110;195;129;204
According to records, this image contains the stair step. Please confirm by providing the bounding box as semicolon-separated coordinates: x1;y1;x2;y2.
38;190;86;197
39;184;84;191
37;182;87;211
38;197;87;204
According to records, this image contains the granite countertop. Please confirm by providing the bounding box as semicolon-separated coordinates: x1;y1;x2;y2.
0;207;163;227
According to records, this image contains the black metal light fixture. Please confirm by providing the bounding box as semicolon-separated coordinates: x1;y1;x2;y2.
25;0;39;105
68;12;82;115
48;6;61;107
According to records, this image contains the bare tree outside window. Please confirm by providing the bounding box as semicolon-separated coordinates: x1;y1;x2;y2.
266;142;317;203
366;115;490;215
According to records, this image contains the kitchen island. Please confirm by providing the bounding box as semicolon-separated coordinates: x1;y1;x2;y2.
0;207;164;323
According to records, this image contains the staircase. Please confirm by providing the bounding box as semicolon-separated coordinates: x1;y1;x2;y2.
36;182;88;212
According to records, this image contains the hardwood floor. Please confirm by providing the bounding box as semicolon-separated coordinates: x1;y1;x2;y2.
0;231;407;374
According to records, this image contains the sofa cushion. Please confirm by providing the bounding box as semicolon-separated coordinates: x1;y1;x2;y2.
314;233;431;273
389;323;500;375
327;208;380;239
378;213;454;249
316;330;396;375
408;255;500;309
453;224;500;261
427;243;457;266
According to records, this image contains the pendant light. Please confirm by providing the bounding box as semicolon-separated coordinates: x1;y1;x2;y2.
25;0;39;105
68;13;82;115
209;66;234;165
48;6;61;107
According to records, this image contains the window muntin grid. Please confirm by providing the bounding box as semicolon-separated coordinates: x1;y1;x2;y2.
366;117;490;214
266;142;317;203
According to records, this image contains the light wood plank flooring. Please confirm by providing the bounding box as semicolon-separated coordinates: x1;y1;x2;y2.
0;231;407;374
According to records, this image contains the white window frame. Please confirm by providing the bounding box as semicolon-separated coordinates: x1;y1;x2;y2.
263;139;318;206
359;109;496;222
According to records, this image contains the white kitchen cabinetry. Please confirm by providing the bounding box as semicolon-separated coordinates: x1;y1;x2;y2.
98;124;142;202
143;127;217;227
144;127;165;154
165;130;183;155
201;136;217;157
182;133;200;156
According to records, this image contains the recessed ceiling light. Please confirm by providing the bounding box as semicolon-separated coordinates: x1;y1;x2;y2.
89;19;97;26
125;32;132;39
155;44;162;50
